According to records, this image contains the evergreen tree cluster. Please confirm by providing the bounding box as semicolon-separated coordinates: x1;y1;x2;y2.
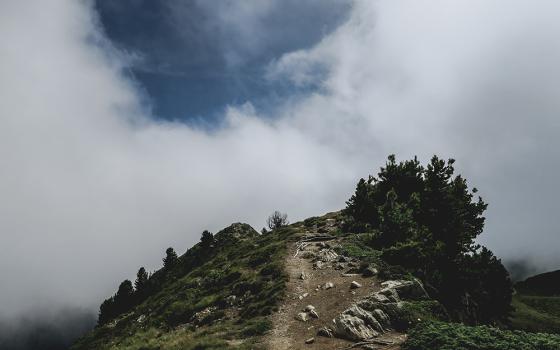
97;230;218;326
344;155;513;324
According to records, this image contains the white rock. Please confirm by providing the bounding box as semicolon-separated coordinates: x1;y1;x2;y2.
304;305;316;312
296;312;309;322
323;282;334;290
350;281;362;289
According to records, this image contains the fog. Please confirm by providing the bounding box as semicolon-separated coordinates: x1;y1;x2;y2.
1;0;559;341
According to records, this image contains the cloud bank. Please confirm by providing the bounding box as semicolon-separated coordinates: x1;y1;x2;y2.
1;0;559;326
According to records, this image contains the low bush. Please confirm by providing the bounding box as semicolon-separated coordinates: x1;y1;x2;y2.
404;321;560;350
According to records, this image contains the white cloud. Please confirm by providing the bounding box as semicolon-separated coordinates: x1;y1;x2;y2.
1;0;560;321
0;0;355;318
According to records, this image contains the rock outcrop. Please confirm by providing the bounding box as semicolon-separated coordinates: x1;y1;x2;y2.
329;279;428;341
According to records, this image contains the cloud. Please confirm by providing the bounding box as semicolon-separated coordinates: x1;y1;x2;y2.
267;0;560;274
1;0;560;329
0;0;355;319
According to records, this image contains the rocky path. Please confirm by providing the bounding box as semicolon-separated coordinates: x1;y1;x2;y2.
264;226;407;350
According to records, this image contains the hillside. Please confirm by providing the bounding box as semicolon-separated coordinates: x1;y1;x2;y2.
510;270;560;334
72;156;560;349
72;212;560;350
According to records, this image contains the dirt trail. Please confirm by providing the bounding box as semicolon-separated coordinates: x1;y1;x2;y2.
264;226;406;350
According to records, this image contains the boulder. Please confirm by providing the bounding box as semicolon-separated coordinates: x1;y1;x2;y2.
305;337;315;344
323;282;334;290
332;314;380;341
309;309;319;319
380;279;428;300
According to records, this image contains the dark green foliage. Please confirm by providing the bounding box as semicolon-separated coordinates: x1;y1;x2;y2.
200;230;215;250
459;247;513;323
403;321;560;350
343;155;512;324
134;267;149;294
75;223;295;350
98;280;135;326
387;301;449;331
239;318;272;337
163;247;178;269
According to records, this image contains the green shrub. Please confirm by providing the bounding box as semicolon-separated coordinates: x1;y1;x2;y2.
404;321;560;350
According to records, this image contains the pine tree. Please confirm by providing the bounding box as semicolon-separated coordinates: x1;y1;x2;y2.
134;267;149;292
163;247;178;269
200;230;215;250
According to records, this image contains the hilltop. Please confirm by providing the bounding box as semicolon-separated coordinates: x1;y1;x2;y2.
72;156;560;349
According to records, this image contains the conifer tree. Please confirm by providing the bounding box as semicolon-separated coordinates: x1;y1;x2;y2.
163;247;178;269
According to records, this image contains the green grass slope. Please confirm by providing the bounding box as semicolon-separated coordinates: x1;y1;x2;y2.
510;270;560;334
72;223;299;350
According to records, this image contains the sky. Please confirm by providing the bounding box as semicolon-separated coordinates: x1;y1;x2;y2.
1;0;560;333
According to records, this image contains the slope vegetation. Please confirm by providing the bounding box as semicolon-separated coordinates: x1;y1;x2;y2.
510;270;560;334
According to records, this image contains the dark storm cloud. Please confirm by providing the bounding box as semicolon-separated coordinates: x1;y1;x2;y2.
95;0;350;120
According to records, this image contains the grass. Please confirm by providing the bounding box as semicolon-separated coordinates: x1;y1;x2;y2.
72;223;298;350
510;295;560;334
404;321;560;350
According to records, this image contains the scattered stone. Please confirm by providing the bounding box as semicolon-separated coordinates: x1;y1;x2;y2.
300;271;307;280
351;291;356;295
338;255;349;263
323;282;334;290
299;292;310;300
351;281;362;289
191;307;217;325
296;312;309;322
225;295;237;306
304;305;316;312
335;263;345;270
136;314;146;323
317;326;334;338
309;309;319;319
313;261;325;269
362;266;378;277
305;337;315;344
315;249;339;262
341;273;361;277
301;251;316;259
